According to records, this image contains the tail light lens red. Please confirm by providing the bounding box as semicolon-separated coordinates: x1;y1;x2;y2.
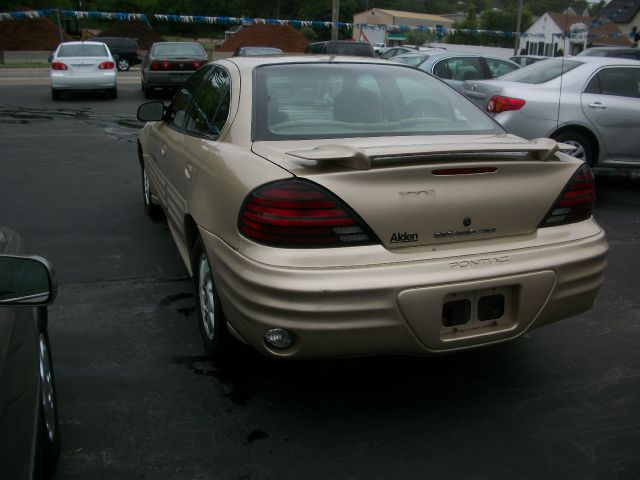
99;61;115;70
193;61;202;69
238;180;379;248
539;164;595;227
150;61;171;71
487;95;526;113
51;62;68;71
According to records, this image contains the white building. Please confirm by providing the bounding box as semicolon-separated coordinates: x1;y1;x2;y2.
520;11;631;57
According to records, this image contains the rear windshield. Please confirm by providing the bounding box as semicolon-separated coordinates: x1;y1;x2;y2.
326;43;374;56
57;44;108;57
253;63;502;141
152;43;206;57
497;59;581;84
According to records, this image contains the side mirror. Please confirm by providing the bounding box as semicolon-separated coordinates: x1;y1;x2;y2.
137;101;165;122
0;255;56;306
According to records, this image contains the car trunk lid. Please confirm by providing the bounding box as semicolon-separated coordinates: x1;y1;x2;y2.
252;134;580;250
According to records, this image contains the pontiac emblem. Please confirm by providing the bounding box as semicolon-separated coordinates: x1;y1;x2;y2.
463;217;472;227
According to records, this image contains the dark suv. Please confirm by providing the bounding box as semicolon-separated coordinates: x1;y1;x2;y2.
92;37;142;71
304;41;375;57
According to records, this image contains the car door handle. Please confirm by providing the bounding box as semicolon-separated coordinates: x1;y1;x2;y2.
161;144;167;157
588;102;607;109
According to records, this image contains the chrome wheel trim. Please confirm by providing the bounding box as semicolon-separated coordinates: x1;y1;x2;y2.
198;254;216;341
39;334;56;442
563;140;586;161
143;168;151;206
117;58;129;70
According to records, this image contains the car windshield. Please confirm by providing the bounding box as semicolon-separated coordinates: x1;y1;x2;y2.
152;43;205;57
57;44;108;57
498;59;581;84
253;63;502;141
394;55;429;67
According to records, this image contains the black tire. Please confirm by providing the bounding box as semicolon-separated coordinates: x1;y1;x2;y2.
141;163;162;218
108;87;118;99
553;131;595;167
144;85;153;99
116;57;130;71
51;89;60;100
192;236;231;360
37;332;60;478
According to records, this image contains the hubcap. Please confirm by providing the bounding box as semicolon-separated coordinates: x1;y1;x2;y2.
39;334;56;441
143;168;151;205
198;254;216;340
563;140;586;161
117;59;129;70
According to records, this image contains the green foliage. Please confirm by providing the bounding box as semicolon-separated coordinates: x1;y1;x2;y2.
300;26;318;41
405;30;436;45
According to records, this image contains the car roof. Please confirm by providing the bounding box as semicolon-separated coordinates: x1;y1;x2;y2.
568;56;640;65
58;41;106;46
222;55;401;72
151;41;203;46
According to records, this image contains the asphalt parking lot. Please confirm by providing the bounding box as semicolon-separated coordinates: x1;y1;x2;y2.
1;68;639;480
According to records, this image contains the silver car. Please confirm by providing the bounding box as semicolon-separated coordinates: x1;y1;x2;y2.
50;41;117;100
463;57;640;167
393;52;520;92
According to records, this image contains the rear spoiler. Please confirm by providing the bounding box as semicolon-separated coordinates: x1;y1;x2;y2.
286;138;576;170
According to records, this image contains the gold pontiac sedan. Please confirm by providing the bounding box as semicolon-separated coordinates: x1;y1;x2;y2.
136;56;608;360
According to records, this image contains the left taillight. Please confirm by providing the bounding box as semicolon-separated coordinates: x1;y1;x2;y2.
487;95;525;113
238;179;379;248
539;164;595;228
51;62;68;71
99;61;115;70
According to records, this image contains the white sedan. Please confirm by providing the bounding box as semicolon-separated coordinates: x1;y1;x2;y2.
50;41;117;100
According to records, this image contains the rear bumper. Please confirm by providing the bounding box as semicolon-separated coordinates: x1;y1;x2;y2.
50;73;116;90
144;71;194;88
200;222;608;359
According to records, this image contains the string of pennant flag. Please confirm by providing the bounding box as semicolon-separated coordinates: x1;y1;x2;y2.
0;5;637;40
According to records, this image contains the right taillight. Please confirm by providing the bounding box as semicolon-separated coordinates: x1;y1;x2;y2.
487;95;525;113
238;179;379;248
539;164;595;227
51;62;68;71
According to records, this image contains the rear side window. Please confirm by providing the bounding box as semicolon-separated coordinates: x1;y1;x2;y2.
433;57;484;81
57;44;108;57
166;65;214;130
185;67;231;137
584;67;640;98
485;57;519;78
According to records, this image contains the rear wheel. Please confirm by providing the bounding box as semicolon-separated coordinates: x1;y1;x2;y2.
553;131;595;167
116;57;130;71
108;87;117;99
144;85;153;99
141;163;161;218
193;236;230;360
51;89;60;100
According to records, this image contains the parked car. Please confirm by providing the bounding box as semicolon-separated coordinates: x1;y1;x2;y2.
372;42;386;55
393;52;520;92
233;46;283;57
91;36;142;71
509;55;548;67
0;228;60;479
578;46;640;61
136;55;607;360
141;42;209;98
379;45;431;59
463;56;640;167
304;41;375;57
50;41;117;100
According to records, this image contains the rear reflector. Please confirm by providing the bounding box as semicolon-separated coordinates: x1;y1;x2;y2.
539;164;595;227
238;179;379;248
99;61;115;70
51;62;68;71
487;95;526;113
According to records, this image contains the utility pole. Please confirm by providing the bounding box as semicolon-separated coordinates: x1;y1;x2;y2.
331;0;340;41
514;0;523;55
